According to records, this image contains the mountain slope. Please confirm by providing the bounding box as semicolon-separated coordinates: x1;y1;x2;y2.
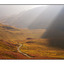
28;5;63;29
0;23;33;59
42;7;64;49
0;23;64;59
0;6;47;28
0;23;23;40
0;23;32;40
0;39;30;59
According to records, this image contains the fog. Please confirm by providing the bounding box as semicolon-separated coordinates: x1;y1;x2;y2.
0;5;64;49
0;5;47;28
28;5;63;29
0;5;46;19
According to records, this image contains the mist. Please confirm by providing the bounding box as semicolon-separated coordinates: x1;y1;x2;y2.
0;5;46;19
0;5;47;28
0;5;64;59
28;5;63;29
42;6;64;49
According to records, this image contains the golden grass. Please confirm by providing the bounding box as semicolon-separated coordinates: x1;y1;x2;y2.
0;23;64;59
20;39;64;59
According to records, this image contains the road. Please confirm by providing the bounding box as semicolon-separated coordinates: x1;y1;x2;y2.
17;44;33;58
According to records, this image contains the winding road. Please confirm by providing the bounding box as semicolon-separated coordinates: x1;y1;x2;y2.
17;44;33;58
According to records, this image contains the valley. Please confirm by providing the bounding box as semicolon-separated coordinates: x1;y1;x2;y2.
0;5;64;59
0;23;64;59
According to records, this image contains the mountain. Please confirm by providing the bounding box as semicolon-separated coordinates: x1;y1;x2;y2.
28;5;63;29
0;11;26;26
0;23;22;40
42;7;64;49
0;23;31;41
0;6;47;28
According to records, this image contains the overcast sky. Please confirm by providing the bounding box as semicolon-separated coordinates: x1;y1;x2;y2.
0;5;47;18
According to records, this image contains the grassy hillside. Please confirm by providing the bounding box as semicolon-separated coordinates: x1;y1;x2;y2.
0;23;46;41
0;23;25;40
0;23;64;59
0;23;46;59
20;39;64;59
0;39;29;59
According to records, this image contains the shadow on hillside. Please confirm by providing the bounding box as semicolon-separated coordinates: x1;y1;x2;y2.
42;7;64;49
47;39;64;49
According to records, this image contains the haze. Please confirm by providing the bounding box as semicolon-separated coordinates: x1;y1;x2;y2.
0;5;47;19
0;5;64;59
